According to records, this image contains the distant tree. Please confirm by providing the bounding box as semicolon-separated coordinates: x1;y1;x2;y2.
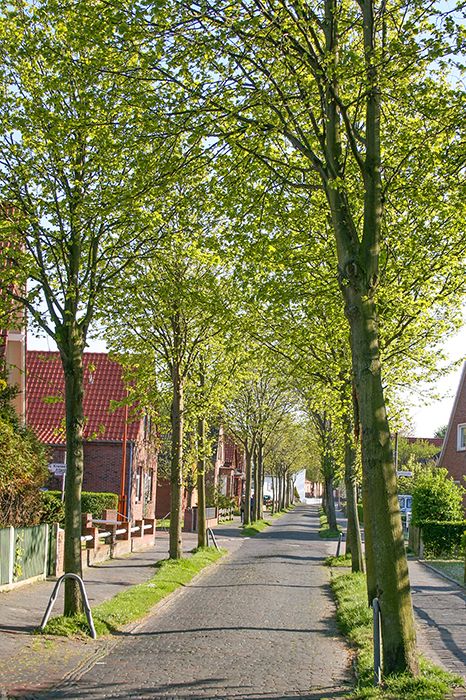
434;425;448;440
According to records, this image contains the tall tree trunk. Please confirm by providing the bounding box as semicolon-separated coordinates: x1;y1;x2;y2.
244;444;253;526
271;473;275;514
321;0;418;674
197;416;206;548
256;441;264;520
61;327;85;616
196;363;206;548
252;446;259;523
169;361;184;559
324;474;337;530
345;288;417;672
342;411;364;573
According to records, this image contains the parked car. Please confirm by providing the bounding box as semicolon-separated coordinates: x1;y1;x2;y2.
263;494;272;506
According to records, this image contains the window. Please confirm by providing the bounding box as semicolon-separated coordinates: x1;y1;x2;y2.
457;424;466;451
135;466;143;503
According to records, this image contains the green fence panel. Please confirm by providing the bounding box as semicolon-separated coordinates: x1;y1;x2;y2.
0;528;11;585
14;525;48;582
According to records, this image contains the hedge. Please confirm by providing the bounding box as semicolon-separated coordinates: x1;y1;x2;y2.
40;490;119;524
420;520;466;558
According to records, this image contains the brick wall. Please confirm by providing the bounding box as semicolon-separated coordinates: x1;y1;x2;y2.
439;365;466;509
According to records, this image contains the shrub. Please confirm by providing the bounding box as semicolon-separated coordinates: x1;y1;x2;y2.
411;467;464;526
0;418;48;527
81;491;118;517
40;490;65;525
420;521;466;558
39;490;118;523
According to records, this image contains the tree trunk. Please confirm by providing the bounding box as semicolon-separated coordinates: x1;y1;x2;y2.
169;362;184;559
244;444;253;526
344;286;418;673
61;329;85;616
324;474;337;530
252;446;259;523
256;441;264;520
271;474;275;514
342;412;364;573
197;415;206;549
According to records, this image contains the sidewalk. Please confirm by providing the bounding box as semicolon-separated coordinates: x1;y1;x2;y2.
335;508;466;681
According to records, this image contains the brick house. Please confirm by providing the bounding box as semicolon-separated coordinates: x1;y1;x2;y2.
26;350;157;522
438;362;466;507
214;426;245;503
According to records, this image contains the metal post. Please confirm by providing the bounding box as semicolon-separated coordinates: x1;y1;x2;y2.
40;573;97;639
336;531;342;557
373;597;382;685
207;528;219;550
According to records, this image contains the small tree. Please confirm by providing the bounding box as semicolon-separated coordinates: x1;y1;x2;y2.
411;467;464;526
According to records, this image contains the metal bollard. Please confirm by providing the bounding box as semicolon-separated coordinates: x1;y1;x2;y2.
207;528;219;550
336;531;343;557
40;573;97;639
373;597;382;685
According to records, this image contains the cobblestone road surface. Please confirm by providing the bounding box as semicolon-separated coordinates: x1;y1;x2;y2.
43;506;351;700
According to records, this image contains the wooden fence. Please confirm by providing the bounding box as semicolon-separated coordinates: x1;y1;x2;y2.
0;524;49;590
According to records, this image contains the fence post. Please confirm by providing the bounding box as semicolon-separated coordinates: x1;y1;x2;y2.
373;597;382;685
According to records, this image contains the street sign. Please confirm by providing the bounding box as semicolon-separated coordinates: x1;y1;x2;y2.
48;463;67;476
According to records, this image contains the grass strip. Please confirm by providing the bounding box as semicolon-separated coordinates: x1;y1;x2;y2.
319;508;341;539
241;509;290;537
422;559;464;587
330;570;463;699
41;547;225;638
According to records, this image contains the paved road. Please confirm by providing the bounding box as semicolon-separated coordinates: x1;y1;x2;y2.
41;506;351;700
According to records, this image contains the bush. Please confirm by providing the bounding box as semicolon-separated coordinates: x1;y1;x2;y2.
82;491;118;517
40;491;65;525
420;520;466;558
39;490;118;523
411;467;464;526
0;418;48;527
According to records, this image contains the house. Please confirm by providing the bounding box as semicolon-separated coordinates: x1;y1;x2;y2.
26;350;157;522
214;426;245;503
438;362;466;505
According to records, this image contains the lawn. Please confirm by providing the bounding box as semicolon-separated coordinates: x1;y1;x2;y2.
328;567;463;699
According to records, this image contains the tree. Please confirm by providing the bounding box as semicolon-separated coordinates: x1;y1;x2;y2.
160;0;465;673
0;0;175;614
103;179;233;558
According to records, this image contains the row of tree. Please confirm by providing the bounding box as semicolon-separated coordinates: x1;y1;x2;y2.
0;0;464;680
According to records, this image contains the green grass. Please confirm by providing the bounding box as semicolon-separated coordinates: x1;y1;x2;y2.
329;570;463;699
423;559;465;587
241;509;289;537
156;518;170;529
319;508;342;539
41;547;225;638
325;553;352;567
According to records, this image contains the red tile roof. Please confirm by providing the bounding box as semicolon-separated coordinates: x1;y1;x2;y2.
26;351;140;444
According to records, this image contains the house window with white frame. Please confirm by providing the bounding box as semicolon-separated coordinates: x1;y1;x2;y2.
457;423;466;451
